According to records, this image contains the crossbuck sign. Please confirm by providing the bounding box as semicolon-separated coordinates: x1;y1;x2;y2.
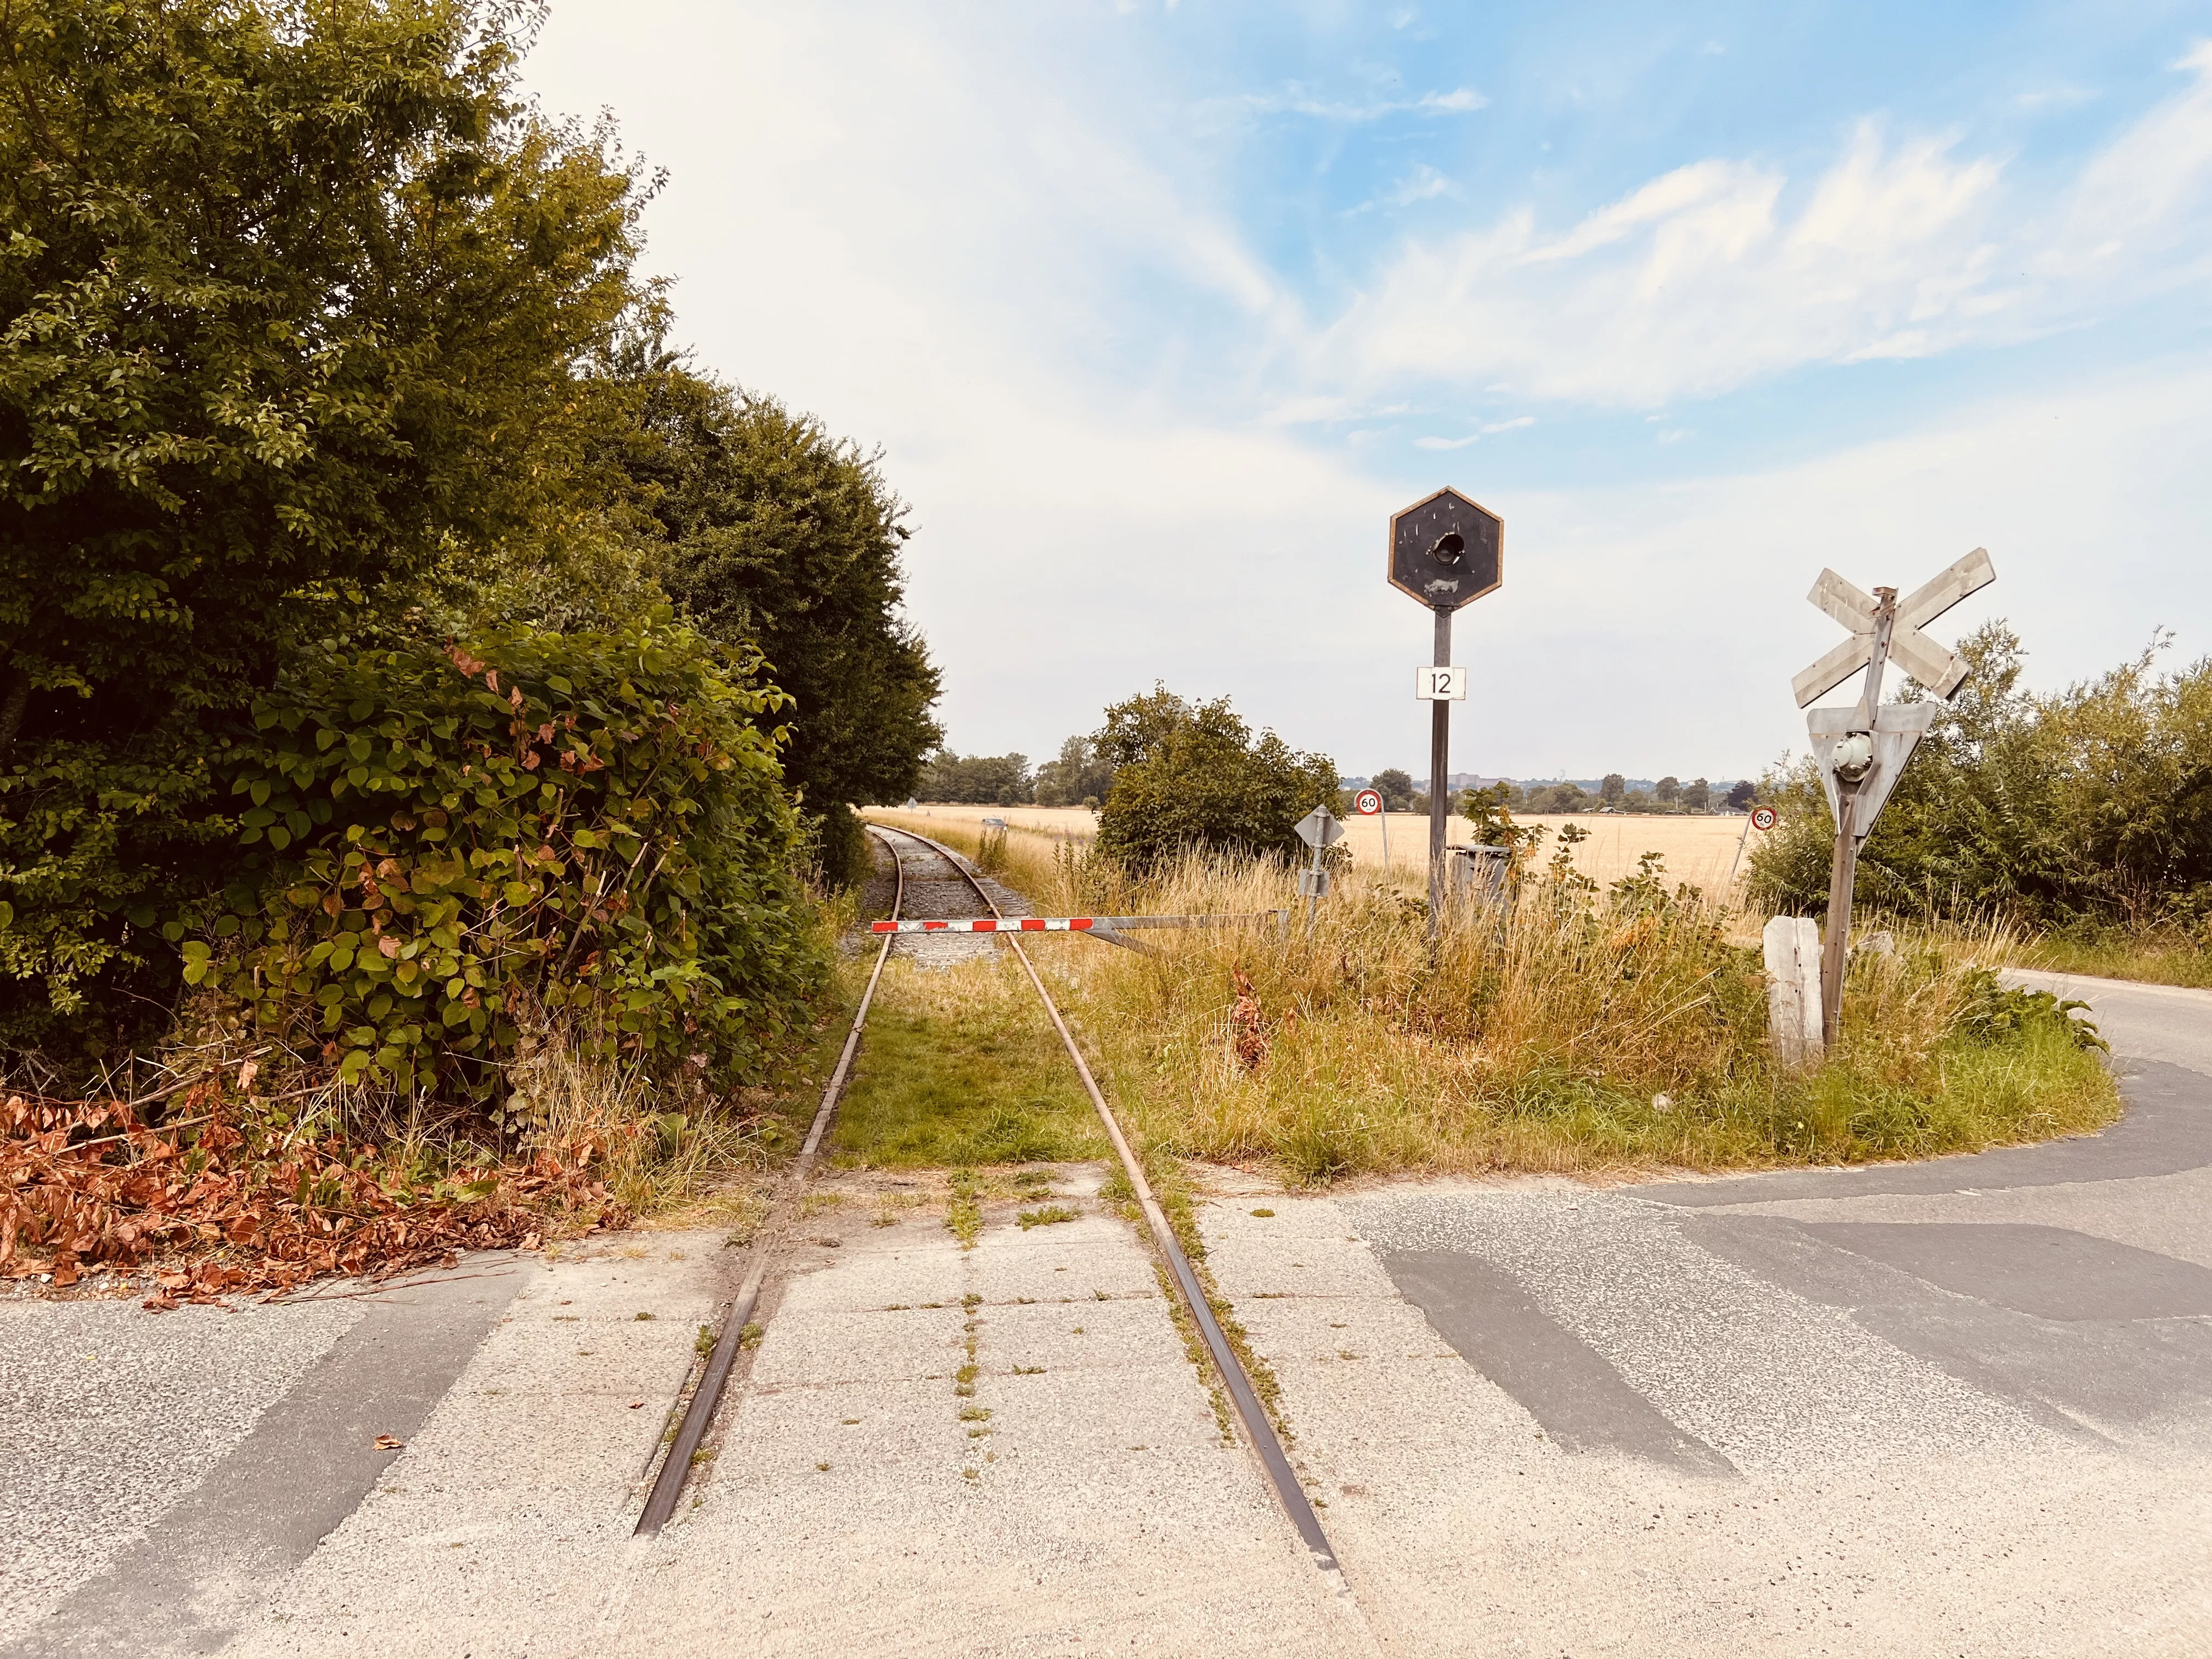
1792;549;1994;707
1791;546;1994;1047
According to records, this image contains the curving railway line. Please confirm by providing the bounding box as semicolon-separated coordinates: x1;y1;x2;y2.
636;822;1372;1634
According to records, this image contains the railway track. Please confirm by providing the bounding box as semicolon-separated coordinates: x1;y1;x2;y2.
637;822;1373;1636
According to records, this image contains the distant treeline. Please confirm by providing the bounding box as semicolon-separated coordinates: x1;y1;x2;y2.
919;751;1751;817
1353;770;1753;816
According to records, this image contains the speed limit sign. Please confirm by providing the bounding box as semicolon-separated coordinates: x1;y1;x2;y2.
1353;789;1384;816
1751;806;1778;831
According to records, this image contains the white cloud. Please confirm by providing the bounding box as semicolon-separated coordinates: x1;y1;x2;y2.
1314;46;2212;407
1350;161;1460;214
1414;415;1534;448
1215;82;1487;123
2055;41;2212;276
1471;358;2212;775
1319;123;2008;404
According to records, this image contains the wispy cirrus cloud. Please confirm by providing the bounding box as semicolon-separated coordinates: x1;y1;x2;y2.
1311;43;2212;408
1211;81;1486;123
1414;415;1535;450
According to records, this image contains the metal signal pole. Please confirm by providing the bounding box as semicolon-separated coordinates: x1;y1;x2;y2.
1429;605;1452;931
1385;487;1502;949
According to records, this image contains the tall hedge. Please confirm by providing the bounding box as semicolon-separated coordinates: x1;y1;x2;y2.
0;0;652;1052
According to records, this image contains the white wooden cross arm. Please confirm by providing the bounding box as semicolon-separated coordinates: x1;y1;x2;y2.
1790;548;1993;707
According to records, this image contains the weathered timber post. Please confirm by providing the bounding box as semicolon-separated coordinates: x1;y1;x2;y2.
1818;586;1895;1046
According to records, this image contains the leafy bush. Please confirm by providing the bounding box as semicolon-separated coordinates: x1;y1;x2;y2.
1955;970;2107;1052
802;802;873;891
1750;624;2212;929
1093;687;1338;871
198;616;819;1118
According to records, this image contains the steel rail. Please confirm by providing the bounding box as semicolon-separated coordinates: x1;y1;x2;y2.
871;824;1370;1623
634;829;907;1534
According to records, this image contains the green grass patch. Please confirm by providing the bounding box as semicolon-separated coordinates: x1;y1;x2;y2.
832;958;1108;1167
2018;929;2212;990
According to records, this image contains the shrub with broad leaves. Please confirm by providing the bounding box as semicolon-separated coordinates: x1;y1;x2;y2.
195;614;820;1115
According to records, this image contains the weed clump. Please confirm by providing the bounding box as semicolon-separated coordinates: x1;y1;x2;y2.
1021;844;2118;1184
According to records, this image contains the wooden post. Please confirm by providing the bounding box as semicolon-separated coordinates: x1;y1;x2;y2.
1819;587;1897;1046
1763;915;1823;1064
1818;790;1858;1048
1427;606;1452;943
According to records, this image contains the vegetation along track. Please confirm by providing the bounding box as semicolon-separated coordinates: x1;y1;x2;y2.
636;824;1370;1630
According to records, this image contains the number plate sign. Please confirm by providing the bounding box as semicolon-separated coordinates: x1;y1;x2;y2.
1389;487;1502;611
1415;665;1468;701
1353;788;1384;816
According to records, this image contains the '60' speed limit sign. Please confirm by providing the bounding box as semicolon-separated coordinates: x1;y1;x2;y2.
1751;806;1778;831
1353;789;1384;816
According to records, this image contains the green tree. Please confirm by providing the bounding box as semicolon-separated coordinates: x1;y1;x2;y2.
0;0;654;1050
1655;776;1681;805
1600;774;1626;806
1370;768;1416;811
1031;736;1117;808
1682;777;1712;811
1093;688;1338;870
918;751;1031;805
623;367;942;827
1528;781;1590;814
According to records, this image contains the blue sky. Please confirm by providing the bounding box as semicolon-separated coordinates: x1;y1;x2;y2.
523;2;2212;781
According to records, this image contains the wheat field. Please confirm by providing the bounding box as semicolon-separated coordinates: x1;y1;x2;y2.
888;802;1761;895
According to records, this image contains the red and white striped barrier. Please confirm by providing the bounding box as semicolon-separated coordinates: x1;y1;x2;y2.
872;917;1097;934
870;912;1283;935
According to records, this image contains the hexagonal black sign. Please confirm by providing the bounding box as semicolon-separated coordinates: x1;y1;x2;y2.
1389;487;1502;610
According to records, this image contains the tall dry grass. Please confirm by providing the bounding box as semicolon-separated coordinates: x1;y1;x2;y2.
864;813;2117;1183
